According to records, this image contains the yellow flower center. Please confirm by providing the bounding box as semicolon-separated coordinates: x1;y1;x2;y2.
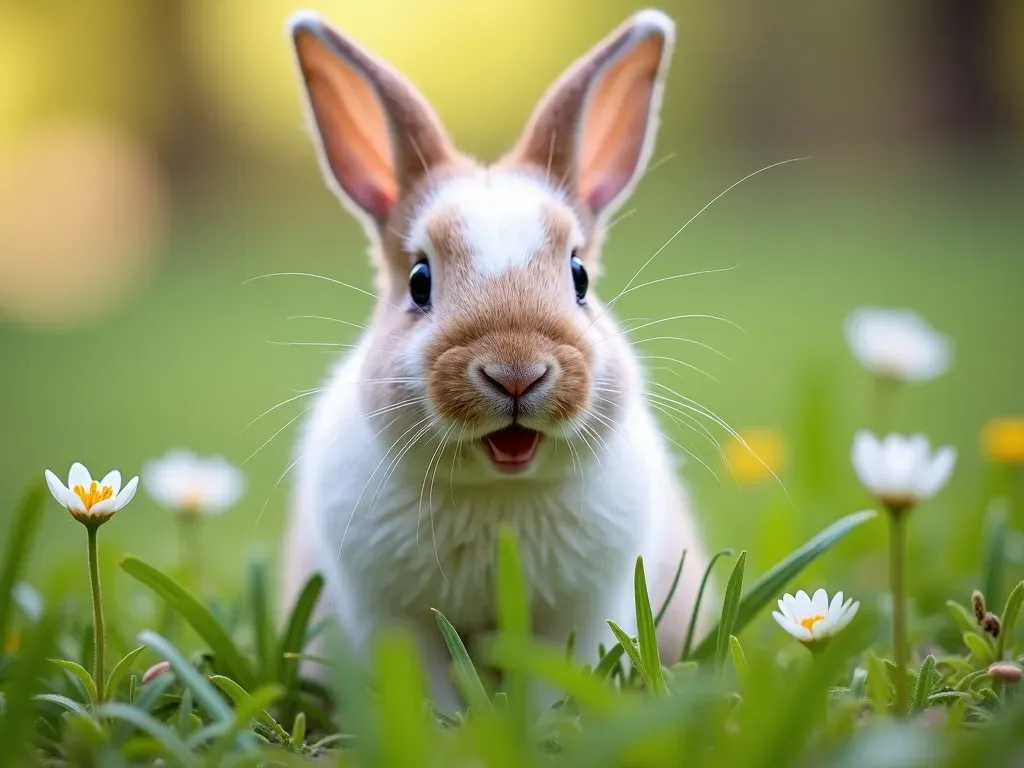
799;614;826;633
73;481;114;510
725;429;786;485
983;418;1024;466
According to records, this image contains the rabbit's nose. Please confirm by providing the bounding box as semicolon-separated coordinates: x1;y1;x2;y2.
479;362;549;398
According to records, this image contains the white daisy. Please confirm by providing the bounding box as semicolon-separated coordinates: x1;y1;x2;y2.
852;431;956;511
143;449;245;514
772;589;860;644
44;462;139;525
844;308;951;383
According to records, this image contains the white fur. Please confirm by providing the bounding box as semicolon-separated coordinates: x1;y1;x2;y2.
406;173;581;277
287;339;697;711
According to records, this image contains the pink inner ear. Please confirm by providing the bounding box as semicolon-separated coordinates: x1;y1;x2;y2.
579;34;664;214
297;32;399;223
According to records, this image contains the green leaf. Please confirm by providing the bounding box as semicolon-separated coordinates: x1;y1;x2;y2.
592;643;625;681
0;484;44;647
964;632;995;665
654;548;686;627
209;675;290;742
33;693;93;718
607;620;644;680
692;510;877;659
911;655;937;711
681;549;732;660
996;579;1024;660
956;669;990;693
249;558;274;682
946;600;983;637
866;651;891;714
138;630;232;722
104;645;147;701
48;658;99;704
94;702;198;766
120;557;257;689
715;552;747;672
729;635;749;686
374;629;430;768
432;608;491;711
946;696;967;730
634;556;665;694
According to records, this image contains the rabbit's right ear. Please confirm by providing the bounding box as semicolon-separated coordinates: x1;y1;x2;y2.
288;12;456;230
506;10;675;223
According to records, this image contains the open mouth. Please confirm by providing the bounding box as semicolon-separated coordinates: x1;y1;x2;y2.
481;425;542;474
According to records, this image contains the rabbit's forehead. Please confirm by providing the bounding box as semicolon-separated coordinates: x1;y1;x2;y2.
405;172;583;278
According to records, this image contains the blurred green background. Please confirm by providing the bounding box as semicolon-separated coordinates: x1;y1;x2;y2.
1;0;1022;632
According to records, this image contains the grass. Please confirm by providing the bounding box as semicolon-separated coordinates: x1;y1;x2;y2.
0;158;1023;764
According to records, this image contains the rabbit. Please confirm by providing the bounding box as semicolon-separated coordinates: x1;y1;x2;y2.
280;7;712;711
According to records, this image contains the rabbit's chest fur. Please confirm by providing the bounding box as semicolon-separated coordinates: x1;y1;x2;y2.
294;350;667;637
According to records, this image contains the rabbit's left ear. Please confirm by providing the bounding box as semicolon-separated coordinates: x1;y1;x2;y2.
507;10;674;221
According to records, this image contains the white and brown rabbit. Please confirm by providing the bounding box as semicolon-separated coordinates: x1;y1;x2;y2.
282;8;711;710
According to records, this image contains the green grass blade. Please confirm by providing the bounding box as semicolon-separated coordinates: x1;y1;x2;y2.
607;620;644;679
248;558;274;682
210;675;291;742
177;688;194;738
374;629;431;767
94;702;197;766
104;644;147;701
0;613;58;764
982;501;1010;608
866;650;891;714
692;510;876;659
729;635;749;686
210;683;285;755
120;556;256;689
654;548;686;627
592;643;626;681
497;526;531;740
996;580;1024;660
138;629;232;722
48;658;98;704
0;483;45;647
911;655;937;711
432;608;491;711
290;712;306;748
681;549;732;661
277;573;324;688
634;556;666;694
716;552;747;673
485;633;620;714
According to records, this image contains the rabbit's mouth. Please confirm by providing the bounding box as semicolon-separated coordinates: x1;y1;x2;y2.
481;425;542;474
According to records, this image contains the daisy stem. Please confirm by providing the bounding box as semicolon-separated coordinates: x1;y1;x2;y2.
178;513;202;593
872;375;900;433
86;524;106;701
888;509;910;716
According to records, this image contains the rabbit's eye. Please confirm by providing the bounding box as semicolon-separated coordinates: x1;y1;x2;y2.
570;251;588;304
409;258;431;308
